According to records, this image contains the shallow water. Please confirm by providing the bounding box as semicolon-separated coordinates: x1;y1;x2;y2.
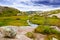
27;20;38;28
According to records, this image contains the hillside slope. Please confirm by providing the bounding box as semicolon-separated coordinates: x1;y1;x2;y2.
0;6;29;26
0;6;21;17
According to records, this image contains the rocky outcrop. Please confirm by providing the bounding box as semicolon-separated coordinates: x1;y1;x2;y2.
0;27;17;38
0;26;34;40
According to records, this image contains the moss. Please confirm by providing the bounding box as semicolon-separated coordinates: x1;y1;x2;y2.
25;32;35;39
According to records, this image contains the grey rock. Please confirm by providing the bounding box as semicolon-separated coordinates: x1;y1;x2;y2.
1;27;17;38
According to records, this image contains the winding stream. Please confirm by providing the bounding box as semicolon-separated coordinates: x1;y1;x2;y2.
27;20;38;27
27;20;60;31
27;20;59;40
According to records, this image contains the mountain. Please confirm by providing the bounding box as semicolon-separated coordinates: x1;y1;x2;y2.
0;6;20;17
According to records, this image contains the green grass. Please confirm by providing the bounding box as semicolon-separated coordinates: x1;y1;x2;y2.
0;16;29;26
0;6;20;17
0;6;60;39
34;25;60;34
30;15;60;27
34;25;60;40
29;14;60;40
25;32;35;39
30;15;45;25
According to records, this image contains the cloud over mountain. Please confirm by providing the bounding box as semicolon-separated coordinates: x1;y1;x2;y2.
0;0;60;11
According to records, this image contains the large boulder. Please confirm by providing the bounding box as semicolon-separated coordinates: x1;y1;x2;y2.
0;27;17;38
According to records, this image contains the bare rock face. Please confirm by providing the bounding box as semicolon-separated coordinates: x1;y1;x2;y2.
0;27;17;38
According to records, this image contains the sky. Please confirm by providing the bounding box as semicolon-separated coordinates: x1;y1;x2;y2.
0;0;60;11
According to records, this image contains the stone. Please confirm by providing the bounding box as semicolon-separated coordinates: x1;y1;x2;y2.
1;27;17;38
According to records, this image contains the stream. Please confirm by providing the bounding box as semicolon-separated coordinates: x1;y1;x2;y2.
27;20;60;31
27;20;60;40
27;20;38;27
27;20;59;40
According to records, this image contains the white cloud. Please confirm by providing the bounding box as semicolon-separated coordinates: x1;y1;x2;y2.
0;0;60;11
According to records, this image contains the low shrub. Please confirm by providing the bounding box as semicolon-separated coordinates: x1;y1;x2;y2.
34;25;60;35
25;32;35;38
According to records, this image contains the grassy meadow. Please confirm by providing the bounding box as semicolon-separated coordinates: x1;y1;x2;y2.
0;16;29;26
0;6;60;40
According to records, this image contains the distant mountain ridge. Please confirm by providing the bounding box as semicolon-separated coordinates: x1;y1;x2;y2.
0;6;60;17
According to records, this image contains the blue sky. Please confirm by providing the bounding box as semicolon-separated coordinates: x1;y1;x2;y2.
0;0;60;11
